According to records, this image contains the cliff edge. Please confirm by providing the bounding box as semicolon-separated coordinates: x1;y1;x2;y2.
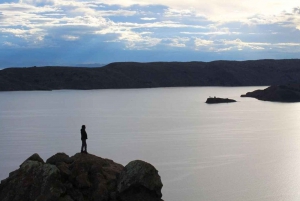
0;153;163;201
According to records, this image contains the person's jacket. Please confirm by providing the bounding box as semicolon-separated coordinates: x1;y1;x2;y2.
81;129;88;140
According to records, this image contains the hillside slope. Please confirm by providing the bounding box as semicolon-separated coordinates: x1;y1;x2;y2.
1;59;300;91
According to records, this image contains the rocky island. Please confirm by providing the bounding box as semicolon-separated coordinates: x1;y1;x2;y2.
0;153;163;201
205;97;237;104
241;84;300;102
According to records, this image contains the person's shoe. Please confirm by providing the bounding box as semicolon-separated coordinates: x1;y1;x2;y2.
81;150;84;153
84;151;88;154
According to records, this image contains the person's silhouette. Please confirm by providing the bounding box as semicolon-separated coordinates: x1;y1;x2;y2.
81;125;88;154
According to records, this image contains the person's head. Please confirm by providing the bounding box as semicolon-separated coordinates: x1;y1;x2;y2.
82;125;86;129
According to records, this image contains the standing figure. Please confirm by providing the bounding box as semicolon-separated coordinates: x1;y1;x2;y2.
81;125;88;154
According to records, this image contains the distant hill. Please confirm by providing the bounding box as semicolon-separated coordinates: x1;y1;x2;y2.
1;59;300;91
73;63;107;67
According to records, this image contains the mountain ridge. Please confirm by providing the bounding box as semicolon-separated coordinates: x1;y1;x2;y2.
1;59;300;91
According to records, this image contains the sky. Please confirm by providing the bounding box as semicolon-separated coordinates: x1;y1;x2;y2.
1;0;300;67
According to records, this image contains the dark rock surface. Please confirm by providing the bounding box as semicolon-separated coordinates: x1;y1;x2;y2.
2;59;300;91
205;97;237;104
46;152;74;165
118;160;163;201
21;153;45;165
0;153;163;201
241;84;300;102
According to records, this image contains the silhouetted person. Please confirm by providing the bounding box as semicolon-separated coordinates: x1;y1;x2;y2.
81;125;88;154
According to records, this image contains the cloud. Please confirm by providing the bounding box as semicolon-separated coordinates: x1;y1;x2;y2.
189;37;300;52
2;41;19;47
167;37;190;47
221;38;266;50
181;31;240;36
97;9;137;16
204;38;300;52
20;0;55;5
277;42;300;46
194;38;214;47
61;35;79;41
1;0;300;67
141;17;156;21
293;7;300;14
99;0;300;22
164;8;193;17
102;30;162;49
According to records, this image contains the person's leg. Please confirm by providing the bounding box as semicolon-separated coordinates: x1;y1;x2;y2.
81;140;84;153
83;140;87;153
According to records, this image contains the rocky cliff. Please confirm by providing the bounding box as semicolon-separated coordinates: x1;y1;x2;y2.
2;59;300;91
0;153;163;201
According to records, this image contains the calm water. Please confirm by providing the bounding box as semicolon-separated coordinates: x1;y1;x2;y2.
1;87;300;201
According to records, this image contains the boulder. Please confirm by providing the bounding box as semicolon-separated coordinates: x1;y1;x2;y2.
117;160;163;201
0;153;163;201
46;153;73;165
0;160;63;201
20;153;44;166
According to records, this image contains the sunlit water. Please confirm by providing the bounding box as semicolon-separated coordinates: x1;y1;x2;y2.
1;87;300;201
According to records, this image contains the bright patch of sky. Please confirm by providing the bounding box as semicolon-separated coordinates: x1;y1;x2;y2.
0;0;300;67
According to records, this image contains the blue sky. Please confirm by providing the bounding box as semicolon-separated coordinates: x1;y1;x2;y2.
1;0;300;67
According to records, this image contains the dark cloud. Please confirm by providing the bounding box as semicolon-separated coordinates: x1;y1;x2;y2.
293;7;300;14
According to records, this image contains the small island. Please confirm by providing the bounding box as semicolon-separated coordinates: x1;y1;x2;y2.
205;97;237;104
241;84;300;102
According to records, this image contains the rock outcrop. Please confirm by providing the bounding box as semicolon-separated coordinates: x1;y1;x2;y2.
205;97;237;104
0;153;163;201
241;84;300;102
118;160;163;201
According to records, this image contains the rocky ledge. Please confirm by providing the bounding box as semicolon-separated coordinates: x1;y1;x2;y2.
0;153;163;201
241;84;300;102
205;97;237;104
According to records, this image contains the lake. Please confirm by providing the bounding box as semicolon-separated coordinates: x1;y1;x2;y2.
1;87;300;201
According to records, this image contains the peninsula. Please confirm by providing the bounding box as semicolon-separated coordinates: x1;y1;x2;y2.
241;84;300;102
